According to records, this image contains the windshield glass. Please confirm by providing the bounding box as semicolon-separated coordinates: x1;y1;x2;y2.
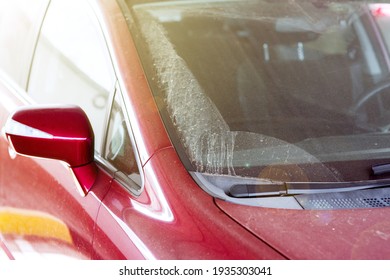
371;4;390;51
125;0;390;185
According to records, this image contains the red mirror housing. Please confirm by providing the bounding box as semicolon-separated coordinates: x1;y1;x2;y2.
3;105;97;196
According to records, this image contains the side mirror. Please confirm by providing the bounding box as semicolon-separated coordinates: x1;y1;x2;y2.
3;105;97;196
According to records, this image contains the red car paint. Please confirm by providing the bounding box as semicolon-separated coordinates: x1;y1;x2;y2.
217;200;390;259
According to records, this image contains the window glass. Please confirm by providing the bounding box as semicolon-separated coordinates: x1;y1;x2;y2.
371;4;390;54
28;0;115;151
105;91;141;187
0;0;49;87
129;0;390;183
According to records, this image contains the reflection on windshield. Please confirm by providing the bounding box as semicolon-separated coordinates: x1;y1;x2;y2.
371;4;390;53
130;0;390;183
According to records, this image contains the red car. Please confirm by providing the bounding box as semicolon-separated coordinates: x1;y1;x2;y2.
1;0;390;259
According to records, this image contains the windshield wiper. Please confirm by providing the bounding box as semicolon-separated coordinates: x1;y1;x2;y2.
372;163;390;176
229;179;390;198
229;183;286;197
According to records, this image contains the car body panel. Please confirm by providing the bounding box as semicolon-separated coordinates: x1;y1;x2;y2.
93;147;285;259
217;200;390;259
0;207;88;259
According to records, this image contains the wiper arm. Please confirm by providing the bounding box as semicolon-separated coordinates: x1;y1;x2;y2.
372;163;390;176
229;183;287;198
229;179;390;198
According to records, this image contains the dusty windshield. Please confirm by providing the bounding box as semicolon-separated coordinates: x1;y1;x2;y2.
127;0;390;184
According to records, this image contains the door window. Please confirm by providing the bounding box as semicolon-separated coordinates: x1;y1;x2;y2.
0;0;49;88
104;91;141;192
27;0;115;152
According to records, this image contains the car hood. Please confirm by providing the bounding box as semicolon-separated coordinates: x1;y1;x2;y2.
216;200;390;259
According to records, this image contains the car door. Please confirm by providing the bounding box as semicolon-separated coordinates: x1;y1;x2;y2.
90;89;148;259
0;0;115;259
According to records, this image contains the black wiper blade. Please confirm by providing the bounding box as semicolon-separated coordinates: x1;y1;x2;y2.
372;163;390;176
286;180;390;194
229;183;286;198
229;179;390;198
